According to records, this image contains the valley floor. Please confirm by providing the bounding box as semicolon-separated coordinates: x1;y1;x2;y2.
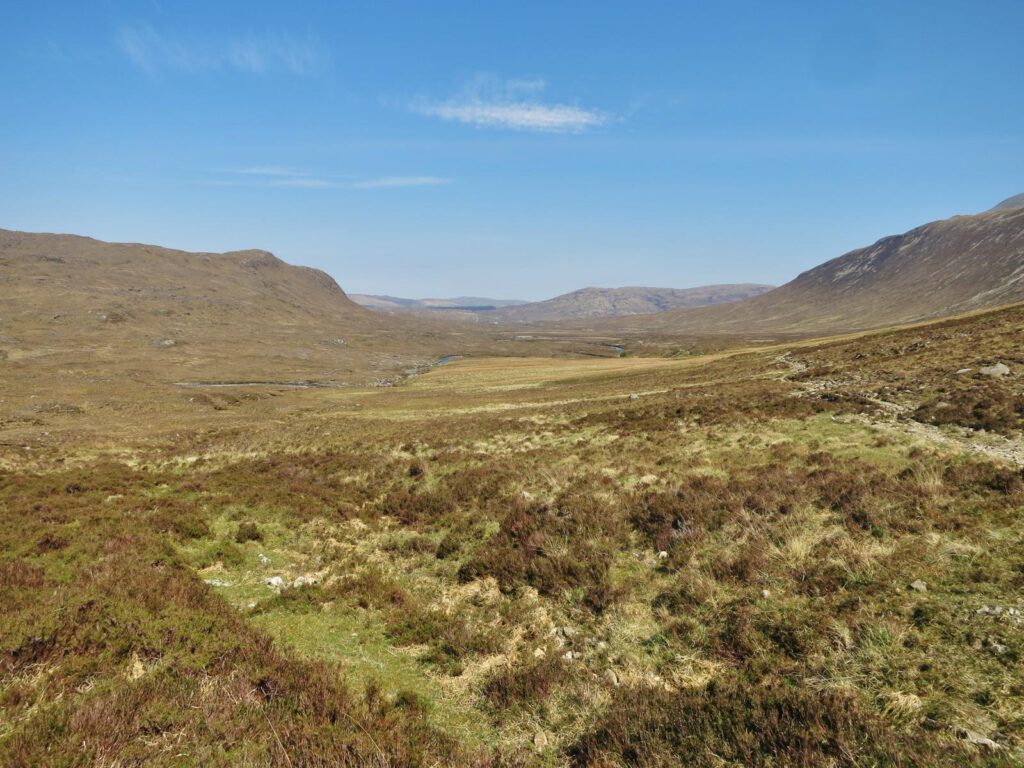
4;304;1024;766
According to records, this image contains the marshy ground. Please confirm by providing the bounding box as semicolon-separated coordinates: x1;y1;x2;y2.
3;304;1024;766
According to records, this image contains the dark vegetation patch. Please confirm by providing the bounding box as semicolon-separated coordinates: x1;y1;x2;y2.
457;487;627;612
629;456;1012;560
482;654;568;712
914;383;1024;434
234;520;262;543
568;676;983;768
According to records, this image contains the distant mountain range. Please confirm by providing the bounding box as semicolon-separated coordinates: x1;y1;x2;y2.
349;294;528;311
3;193;1024;377
490;285;774;323
352;284;774;322
619;193;1024;337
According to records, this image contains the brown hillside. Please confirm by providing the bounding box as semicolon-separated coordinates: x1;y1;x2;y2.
614;204;1024;337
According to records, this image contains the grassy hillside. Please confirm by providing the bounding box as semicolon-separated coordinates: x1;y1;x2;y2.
0;229;626;390
4;298;1024;765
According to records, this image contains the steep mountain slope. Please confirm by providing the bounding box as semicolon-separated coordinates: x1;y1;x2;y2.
622;202;1024;337
491;284;773;323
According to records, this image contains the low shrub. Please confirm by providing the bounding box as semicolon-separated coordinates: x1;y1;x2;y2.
234;521;262;543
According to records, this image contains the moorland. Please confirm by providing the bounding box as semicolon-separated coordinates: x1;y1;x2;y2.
3;199;1024;766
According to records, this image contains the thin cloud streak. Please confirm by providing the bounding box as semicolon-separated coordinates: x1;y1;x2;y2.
117;24;327;75
351;176;453;189
228;166;313;177
417;101;606;132
211;168;452;190
412;75;609;133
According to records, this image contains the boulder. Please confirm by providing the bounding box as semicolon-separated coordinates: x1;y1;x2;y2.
980;363;1010;377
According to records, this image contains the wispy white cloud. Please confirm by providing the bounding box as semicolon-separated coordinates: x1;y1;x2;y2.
228;166;314;177
117;24;327;75
211;168;452;190
412;75;609;133
418;102;606;132
351;176;453;189
268;177;338;188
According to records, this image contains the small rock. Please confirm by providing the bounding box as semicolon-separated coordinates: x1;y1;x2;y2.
533;731;549;753
657;550;669;560
265;576;285;589
558;626;578;638
153;339;177;349
127;652;146;681
761;589;771;599
909;579;928;593
258;554;270;566
980;363;1010;377
628;393;639;401
604;669;619;686
956;728;1001;751
956;368;973;374
986;637;1009;655
533;647;546;659
204;578;230;588
292;575;319;589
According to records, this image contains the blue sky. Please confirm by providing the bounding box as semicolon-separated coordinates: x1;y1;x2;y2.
2;1;1023;300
